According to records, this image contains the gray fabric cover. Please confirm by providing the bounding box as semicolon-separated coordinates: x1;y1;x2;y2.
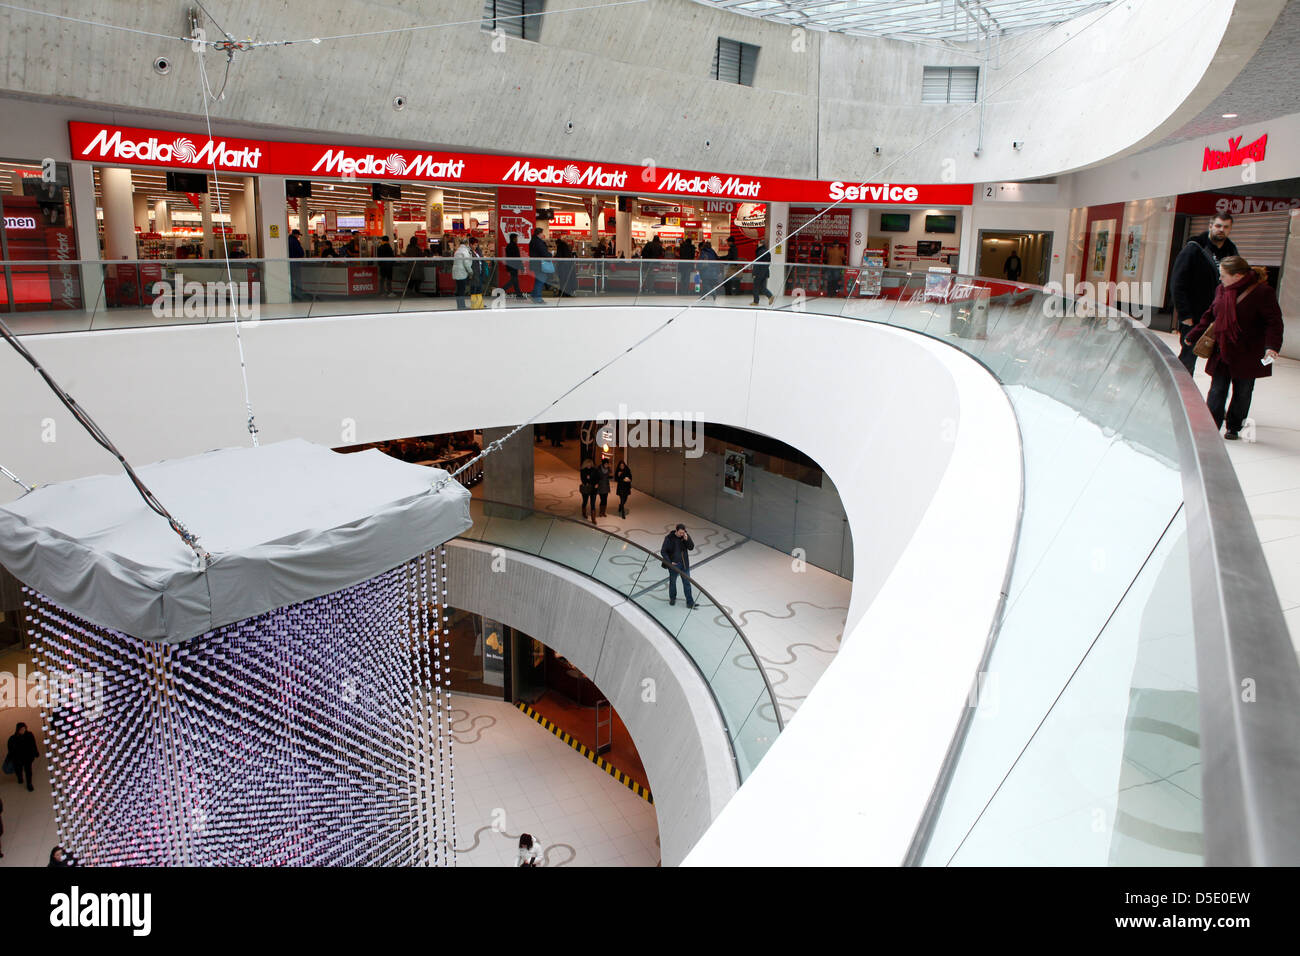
0;439;473;643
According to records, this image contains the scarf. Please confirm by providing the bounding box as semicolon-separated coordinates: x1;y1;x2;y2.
1213;272;1258;346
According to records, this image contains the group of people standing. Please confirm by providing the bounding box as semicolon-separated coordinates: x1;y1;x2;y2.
579;458;633;521
633;234;774;304
1171;211;1284;440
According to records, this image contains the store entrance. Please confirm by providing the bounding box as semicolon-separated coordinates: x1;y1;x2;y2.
976;230;1051;285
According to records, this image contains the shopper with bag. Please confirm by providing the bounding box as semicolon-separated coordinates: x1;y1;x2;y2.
614;459;633;517
1184;256;1283;440
1171;213;1238;376
452;237;473;310
529;232;552;304
579;459;599;522
6;722;39;792
468;236;487;309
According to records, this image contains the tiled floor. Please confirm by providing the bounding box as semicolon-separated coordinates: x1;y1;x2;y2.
450;696;660;867
525;444;852;724
1153;331;1300;659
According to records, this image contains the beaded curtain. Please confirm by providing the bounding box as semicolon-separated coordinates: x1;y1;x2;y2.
24;549;455;866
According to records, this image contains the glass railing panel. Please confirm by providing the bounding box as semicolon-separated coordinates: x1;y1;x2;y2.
670;594;731;687
590;535;650;597
934;510;1197;866
535;517;605;576
477;510;555;554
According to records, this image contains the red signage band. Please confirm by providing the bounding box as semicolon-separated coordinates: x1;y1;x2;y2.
69;121;974;206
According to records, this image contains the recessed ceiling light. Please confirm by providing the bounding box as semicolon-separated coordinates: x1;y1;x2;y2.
1222;112;1238;118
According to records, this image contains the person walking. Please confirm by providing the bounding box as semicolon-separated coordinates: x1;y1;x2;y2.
724;237;741;296
503;234;524;298
660;523;696;608
614;459;633;517
518;833;542;866
696;240;720;301
288;228;306;300
1171;212;1238;376
452;237;473;310
1002;251;1023;282
678;235;696;293
640;234;664;294
7;722;39;792
596;458;612;517
377;234;395;295
751;241;775;305
579;459;599;522
825;242;846;296
1184;256;1283;440
468;236;487;309
528;232;552;304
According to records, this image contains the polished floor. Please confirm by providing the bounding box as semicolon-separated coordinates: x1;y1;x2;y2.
1154;331;1300;659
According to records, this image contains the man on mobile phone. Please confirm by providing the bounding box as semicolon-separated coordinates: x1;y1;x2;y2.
660;523;696;608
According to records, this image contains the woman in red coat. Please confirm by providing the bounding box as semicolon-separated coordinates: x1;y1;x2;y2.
1185;256;1283;440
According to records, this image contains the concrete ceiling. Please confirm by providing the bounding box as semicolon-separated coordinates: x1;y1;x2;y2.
1149;0;1300;147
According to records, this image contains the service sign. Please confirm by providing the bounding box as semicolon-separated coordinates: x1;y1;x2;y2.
69;121;973;205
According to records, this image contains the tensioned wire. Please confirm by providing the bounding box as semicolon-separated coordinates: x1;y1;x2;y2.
432;0;1148;492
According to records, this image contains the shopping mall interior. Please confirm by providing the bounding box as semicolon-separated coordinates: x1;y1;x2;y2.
0;0;1299;877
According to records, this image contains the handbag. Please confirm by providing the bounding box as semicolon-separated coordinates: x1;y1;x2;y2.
1193;283;1258;359
540;260;555;275
2;756;13;776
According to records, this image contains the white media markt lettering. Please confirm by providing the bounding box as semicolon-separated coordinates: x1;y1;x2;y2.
657;171;761;198
311;149;465;179
502;160;627;188
81;128;262;169
829;182;920;202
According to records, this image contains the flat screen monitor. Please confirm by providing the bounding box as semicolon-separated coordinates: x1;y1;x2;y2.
336;215;364;229
925;214;957;233
372;182;401;201
286;180;313;198
916;240;942;257
166;171;208;194
880;213;910;232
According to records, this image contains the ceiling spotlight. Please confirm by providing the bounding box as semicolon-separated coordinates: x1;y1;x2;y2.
1221;112;1238;118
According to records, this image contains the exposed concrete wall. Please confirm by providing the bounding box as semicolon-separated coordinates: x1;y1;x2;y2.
444;539;736;865
0;0;1278;184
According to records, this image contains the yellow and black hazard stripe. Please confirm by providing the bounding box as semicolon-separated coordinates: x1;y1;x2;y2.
515;700;653;804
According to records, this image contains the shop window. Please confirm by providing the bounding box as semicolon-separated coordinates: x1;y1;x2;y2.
921;66;979;104
713;38;758;86
1;159;82;312
482;0;545;40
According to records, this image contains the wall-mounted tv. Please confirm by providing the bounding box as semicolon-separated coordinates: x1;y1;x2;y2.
917;239;943;257
880;213;911;232
286;180;313;198
166;171;208;193
372;182;401;201
925;214;957;233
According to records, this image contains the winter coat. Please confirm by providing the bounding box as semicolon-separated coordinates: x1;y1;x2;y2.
660;530;694;570
1171;232;1239;324
1186;273;1284;380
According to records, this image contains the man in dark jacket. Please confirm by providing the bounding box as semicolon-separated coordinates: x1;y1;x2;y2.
640;235;664;294
288;229;306;300
660;523;696;608
751;242;775;305
1171;213;1237;375
528;232;551;303
7;722;39;791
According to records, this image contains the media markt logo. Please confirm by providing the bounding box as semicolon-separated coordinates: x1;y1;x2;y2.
1202;132;1267;171
311;149;465;179
80;128;262;169
657;171;760;198
502;160;628;188
50;886;151;936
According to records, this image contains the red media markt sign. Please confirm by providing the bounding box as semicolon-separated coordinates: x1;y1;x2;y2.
68;121;973;206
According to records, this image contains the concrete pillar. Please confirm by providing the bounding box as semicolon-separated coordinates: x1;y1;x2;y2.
132;191;149;231
230;187;248;240
482;426;535;519
257;175;290;303
200;186;214;257
426;188;444;241
616;207;632;257
153;199;170;234
382;200;395;240
590;195;601;244
70;161;104;311
767;201;789;298
850;207;869;267
100;167;136;260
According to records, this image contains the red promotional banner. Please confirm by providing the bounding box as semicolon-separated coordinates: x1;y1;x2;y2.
347;266;378;296
497;186;536;246
69;121;974;206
